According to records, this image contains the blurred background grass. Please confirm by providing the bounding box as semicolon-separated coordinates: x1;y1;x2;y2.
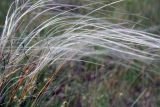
0;0;12;33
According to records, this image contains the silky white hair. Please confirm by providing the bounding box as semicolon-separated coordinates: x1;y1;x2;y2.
0;0;160;77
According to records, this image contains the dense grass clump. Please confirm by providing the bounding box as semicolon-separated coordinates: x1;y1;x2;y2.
0;0;160;107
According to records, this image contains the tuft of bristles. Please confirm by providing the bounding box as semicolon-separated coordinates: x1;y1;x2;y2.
0;0;160;106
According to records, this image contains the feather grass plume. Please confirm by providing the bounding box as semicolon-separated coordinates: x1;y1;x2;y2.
0;0;160;106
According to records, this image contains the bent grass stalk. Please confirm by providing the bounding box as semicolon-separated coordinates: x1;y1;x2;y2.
0;0;160;106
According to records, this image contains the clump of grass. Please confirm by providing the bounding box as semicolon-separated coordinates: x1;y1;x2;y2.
0;0;160;107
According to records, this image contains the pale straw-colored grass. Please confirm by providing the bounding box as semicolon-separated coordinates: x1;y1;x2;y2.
0;0;160;106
